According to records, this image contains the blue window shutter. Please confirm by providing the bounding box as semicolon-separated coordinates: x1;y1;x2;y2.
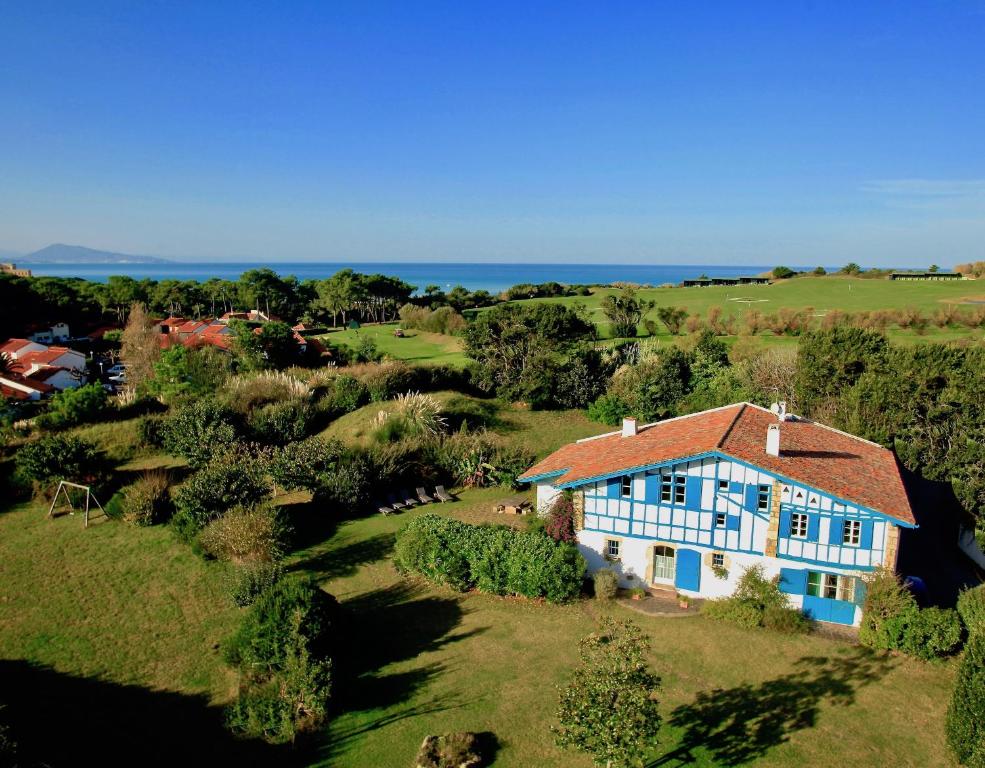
644;474;659;503
606;478;620;499
726;515;741;531
807;514;820;542
830;517;845;545
729;481;742;494
860;521;874;549
674;549;701;591
744;485;758;512
853;577;868;607
828;602;857;625
685;477;703;509
779;509;792;538
778;568;807;595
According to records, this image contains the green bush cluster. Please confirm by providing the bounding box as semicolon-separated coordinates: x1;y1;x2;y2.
586;393;631;426
958;585;985;638
119;470;171;526
227;561;284;607
199;504;289;563
947;635;985;766
860;569;962;660
37;383;108;429
14;434;104;496
394;513;586;603
702;565;811;634
593;569;619;600
425;431;534;490
247;399;313;445
171;456;272;541
224;578;337;744
160;397;240;467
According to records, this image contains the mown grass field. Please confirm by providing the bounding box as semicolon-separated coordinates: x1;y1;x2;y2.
0;405;961;767
311;277;983;370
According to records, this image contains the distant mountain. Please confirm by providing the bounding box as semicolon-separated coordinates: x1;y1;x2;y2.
21;243;172;264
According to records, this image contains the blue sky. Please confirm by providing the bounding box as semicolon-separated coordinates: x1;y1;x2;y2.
1;2;983;266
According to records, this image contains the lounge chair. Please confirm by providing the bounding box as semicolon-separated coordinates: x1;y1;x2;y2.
377;503;393;516
416;487;435;504
401;490;419;507
434;485;455;503
387;494;407;510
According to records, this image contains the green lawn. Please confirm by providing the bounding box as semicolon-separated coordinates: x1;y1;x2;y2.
317;325;468;366
0;400;960;766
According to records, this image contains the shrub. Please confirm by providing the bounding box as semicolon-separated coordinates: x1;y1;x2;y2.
555;618;662;767
248;399;313;445
269;437;346;492
587;393;631;426
947;634;985;765
161;398;239;467
120;471;171;526
362;361;418;402
171;457;272;541
544;494;577;544
326;374;367;413
415;733;483;768
763;605;813;634
394;514;586;603
732;565;788;612
224;578;337;674
223;371;312;413
594;569;619;600
859;568;918;650
701;598;763;629
228;561;284;607
37;383;108;429
199;504;289;563
958;585;985;638
883;606;962;661
14;434;102;494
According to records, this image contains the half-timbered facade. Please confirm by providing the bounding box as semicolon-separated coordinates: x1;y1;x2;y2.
518;402;916;626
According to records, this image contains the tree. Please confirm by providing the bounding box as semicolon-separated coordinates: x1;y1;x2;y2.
929;264;940;273
120;302;161;394
229;320;299;371
656;306;688;336
601;288;655;338
463;303;595;403
813;266;827;276
555;618;661;767
772;266;795;279
148;345;193;403
635;347;692;421
946;635;985;765
794;328;888;414
37;384;108;428
840;262;862;275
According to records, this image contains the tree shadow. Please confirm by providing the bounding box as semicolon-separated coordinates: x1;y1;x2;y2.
651;648;896;766
0;659;300;767
286;531;396;580
320;582;488;762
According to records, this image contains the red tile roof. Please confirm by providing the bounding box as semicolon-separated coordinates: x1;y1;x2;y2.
0;338;34;356
17;347;83;367
519;402;915;525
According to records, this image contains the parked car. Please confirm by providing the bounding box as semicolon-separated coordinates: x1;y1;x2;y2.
109;373;127;384
105;364;126;376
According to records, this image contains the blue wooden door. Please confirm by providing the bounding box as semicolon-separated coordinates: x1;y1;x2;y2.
674;549;701;592
803;595;856;625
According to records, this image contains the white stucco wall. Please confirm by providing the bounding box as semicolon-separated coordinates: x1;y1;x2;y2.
536;481;561;515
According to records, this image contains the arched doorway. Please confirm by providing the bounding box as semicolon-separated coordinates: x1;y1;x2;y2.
652;545;675;584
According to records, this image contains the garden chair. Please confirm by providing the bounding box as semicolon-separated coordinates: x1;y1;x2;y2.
377;503;393;516
416;487;435;504
434;485;455;503
401;490;419;507
387;494;407;510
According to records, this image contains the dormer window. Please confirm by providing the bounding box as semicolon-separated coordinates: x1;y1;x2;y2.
620;475;632;497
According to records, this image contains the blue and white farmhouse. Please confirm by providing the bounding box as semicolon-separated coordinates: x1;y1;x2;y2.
519;402;922;626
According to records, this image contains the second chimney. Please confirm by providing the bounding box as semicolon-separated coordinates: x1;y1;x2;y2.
766;423;780;457
622;417;638;438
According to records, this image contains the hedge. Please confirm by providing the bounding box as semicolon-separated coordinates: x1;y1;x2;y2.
393;514;585;603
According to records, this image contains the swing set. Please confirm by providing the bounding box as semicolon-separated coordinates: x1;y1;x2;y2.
47;480;107;528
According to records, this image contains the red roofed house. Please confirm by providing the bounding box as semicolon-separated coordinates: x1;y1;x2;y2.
1;340;86;394
519;402;921;626
0;338;48;360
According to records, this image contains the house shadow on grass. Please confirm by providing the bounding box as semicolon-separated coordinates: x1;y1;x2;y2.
320;582;488;763
0;659;300;767
650;648;896;767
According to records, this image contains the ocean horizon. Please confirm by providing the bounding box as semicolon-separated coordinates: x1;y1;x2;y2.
19;261;800;294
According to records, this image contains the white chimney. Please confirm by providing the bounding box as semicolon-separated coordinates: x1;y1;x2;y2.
766;423;780;457
622;417;638;438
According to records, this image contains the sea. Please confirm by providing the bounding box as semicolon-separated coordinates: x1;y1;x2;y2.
20;262;785;294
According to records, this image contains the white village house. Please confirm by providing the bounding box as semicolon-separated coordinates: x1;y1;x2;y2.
518;402;922;627
0;338;87;399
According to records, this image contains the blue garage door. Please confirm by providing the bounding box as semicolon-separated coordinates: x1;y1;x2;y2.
803;595;856;625
674;549;701;592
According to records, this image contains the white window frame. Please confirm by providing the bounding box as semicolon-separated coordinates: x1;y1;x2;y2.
711;552;725;568
843;520;861;547
757;484;771;512
673;475;686;505
620;475;632;497
606;539;621;560
807;571;855;602
790;512;808;539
